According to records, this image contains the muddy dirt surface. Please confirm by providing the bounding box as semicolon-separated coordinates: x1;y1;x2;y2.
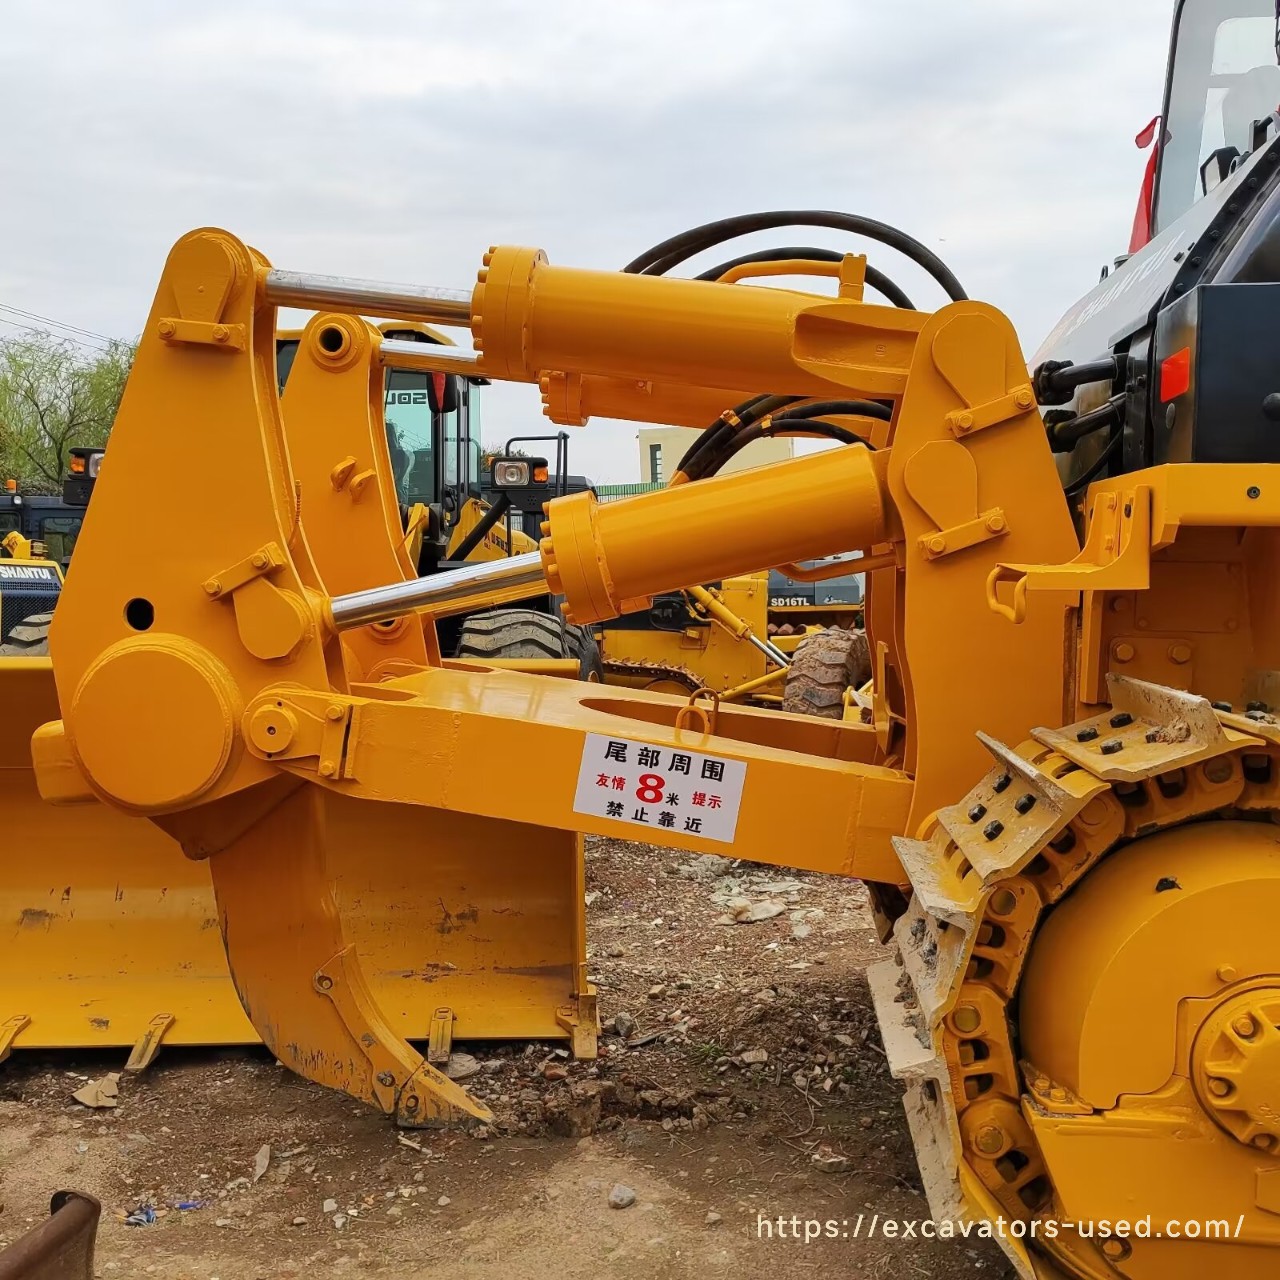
0;838;1015;1278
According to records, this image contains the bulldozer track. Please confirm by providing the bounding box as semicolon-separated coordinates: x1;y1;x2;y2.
871;676;1280;1278
602;657;704;693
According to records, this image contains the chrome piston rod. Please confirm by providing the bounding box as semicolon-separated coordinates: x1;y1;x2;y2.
263;269;472;327
330;551;547;631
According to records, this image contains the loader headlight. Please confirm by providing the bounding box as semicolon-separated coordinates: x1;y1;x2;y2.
68;449;105;479
493;459;530;487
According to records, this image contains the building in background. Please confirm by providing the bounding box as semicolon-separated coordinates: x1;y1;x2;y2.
637;426;793;484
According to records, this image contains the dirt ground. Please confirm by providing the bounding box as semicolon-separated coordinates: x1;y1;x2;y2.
0;837;1014;1279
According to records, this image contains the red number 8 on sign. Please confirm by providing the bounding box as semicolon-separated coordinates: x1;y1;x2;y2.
636;773;665;804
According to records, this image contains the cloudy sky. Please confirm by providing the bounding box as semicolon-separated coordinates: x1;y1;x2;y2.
0;0;1177;481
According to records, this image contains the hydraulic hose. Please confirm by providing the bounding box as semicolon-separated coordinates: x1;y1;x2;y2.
696;421;876;480
1033;356;1120;406
770;399;891;424
677;396;891;484
1046;396;1124;453
448;493;511;563
674;394;799;482
1064;432;1122;498
624;210;967;302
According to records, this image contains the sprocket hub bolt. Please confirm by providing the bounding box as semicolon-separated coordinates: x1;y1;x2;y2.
1209;1077;1233;1098
1234;1015;1258;1039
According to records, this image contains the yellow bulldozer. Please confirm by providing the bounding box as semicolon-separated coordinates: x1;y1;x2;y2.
13;5;1280;1277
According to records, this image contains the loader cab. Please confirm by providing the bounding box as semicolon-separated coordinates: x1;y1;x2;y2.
0;472;88;573
1149;0;1280;236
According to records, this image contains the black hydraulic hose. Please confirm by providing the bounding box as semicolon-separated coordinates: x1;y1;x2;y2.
624;211;967;302
675;394;799;480
758;421;875;450
694;418;876;482
449;493;511;563
687;398;888;481
692;246;916;310
1033;356;1120;406
1047;396;1124;453
771;399;892;424
674;392;772;474
1064;432;1122;498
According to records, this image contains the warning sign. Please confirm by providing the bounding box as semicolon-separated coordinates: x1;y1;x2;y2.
572;733;747;843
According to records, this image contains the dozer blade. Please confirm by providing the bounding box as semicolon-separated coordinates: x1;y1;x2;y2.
2;659;591;1063
0;658;254;1055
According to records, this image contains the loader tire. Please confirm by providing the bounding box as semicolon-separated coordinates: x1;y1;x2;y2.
565;623;604;683
782;626;871;719
0;612;52;657
454;608;603;682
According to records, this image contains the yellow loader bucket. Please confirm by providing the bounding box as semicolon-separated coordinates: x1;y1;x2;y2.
1;659;589;1062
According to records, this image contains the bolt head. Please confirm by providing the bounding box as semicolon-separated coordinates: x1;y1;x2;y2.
1209;1076;1233;1098
1253;1133;1275;1150
319;761;336;778
212;324;229;343
984;514;1006;534
1100;1238;1131;1261
952;1005;981;1034
376;1071;395;1088
927;535;946;555
974;1124;1005;1155
1014;388;1034;409
316;974;333;991
1233;1015;1258;1039
325;706;344;722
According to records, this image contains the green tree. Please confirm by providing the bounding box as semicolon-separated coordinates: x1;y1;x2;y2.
0;333;135;491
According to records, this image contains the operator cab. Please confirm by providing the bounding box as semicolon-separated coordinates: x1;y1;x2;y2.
1148;0;1280;237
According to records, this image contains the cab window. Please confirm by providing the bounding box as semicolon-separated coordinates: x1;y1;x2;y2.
385;370;438;507
1157;2;1280;231
39;515;82;563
